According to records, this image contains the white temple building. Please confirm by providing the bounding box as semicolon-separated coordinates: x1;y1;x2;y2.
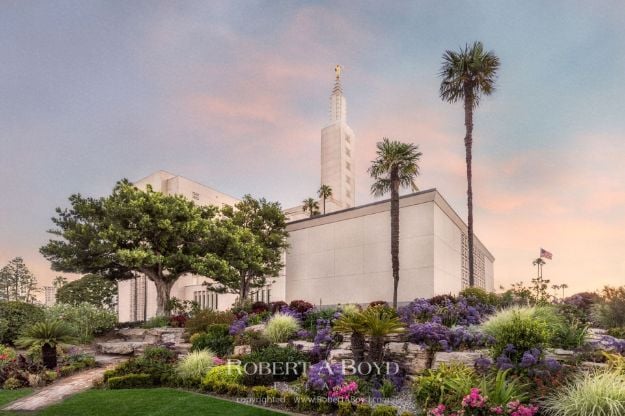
117;67;494;322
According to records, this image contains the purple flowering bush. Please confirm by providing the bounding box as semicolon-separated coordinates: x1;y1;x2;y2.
306;361;344;392
407;322;494;352
399;295;495;328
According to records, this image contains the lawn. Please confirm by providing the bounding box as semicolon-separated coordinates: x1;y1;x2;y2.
34;388;286;416
0;389;32;408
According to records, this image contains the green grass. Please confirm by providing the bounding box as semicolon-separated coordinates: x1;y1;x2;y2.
0;389;32;408
35;388;286;416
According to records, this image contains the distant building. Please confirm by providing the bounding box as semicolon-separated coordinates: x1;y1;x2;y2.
116;68;494;321
43;286;56;306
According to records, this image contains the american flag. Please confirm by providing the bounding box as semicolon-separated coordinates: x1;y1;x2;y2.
540;248;553;260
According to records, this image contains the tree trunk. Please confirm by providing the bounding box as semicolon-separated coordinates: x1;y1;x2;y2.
464;88;475;287
153;278;174;317
351;331;366;367
239;271;250;304
323;197;326;215
390;170;400;309
42;343;57;369
368;335;385;364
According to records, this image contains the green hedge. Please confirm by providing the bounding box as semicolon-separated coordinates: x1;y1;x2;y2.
108;373;153;389
0;301;45;343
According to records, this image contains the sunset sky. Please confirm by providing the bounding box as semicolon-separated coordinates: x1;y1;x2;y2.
1;1;624;295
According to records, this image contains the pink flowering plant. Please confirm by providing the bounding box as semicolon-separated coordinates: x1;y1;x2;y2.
428;388;538;416
328;380;358;401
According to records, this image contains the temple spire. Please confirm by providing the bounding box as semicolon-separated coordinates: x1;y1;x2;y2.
330;64;346;123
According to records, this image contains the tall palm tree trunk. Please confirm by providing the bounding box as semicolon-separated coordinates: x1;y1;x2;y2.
390;169;400;308
323;197;326;215
464;87;475;286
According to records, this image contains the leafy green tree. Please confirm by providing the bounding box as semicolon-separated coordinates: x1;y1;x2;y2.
52;275;67;290
40;179;239;316
317;185;333;215
368;138;422;309
217;195;289;302
56;274;118;309
439;41;500;286
0;257;39;303
302;198;320;217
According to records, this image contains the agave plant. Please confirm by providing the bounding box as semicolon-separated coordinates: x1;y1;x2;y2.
16;319;77;369
359;305;405;363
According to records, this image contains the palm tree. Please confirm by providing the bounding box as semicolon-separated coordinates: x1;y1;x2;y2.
359;305;405;364
317;185;333;215
16;320;77;369
439;41;500;287
368;138;422;309
333;307;366;367
302;198;320;218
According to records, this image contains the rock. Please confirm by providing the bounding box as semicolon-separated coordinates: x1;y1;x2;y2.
545;348;576;362
146;328;185;344
276;341;316;352
385;342;409;355
431;350;489;370
96;341;148;355
386;344;430;375
245;324;266;333
233;345;252;356
581;361;609;370
118;328;147;341
328;349;353;363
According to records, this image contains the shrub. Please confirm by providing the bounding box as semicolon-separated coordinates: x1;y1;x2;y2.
290;300;314;313
306;361;344;392
371;405;398;416
413;363;477;411
488;312;550;363
296;395;313;412
142;316;170;328
263;313;299;343
355;403;373;416
407;322;494;352
282;392;298;409
337;401;353;416
3;377;23;390
202;364;243;387
176;350;217;385
316;398;332;414
270;301;288;314
608;328;625;339
239;344;310;383
251;385;269;399
593;286;625;329
105;346;176;386
0;345;17;368
185;310;235;337
45;302;117;343
542;371;625;416
191;324;234;357
108;373;153;389
459;287;500;307
0;301;45;344
251;301;269;313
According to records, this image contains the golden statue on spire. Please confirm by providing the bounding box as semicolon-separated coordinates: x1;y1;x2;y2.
335;64;342;80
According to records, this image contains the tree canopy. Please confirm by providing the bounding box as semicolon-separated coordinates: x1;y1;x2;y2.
214;195;289;301
0;257;39;303
40;179;241;315
55;274;118;309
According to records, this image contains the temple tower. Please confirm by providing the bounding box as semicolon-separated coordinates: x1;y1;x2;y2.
320;65;355;212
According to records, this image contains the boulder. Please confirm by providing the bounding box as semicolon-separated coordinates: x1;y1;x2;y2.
233;345;252;356
545;348;576;362
118;328;148;341
431;350;489;370
96;341;148;355
245;324;266;333
328;349;353;363
276;341;316;352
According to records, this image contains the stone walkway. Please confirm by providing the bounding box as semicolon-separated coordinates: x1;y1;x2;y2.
3;357;123;412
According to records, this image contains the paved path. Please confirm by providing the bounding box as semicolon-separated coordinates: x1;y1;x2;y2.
3;357;123;411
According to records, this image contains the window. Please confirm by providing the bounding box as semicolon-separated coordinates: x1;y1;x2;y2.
345;161;351;171
192;192;200;200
